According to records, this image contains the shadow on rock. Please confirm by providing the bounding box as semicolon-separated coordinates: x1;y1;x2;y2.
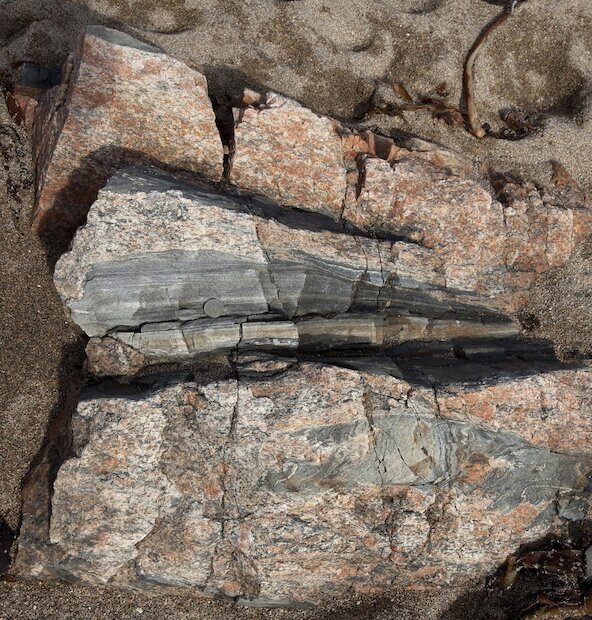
10;340;85;578
440;522;592;620
0;519;16;576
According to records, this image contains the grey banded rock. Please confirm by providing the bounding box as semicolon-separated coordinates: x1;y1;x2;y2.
15;357;592;606
95;314;519;375
54;166;518;370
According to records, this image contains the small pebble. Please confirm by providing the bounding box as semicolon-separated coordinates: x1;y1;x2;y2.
203;298;225;318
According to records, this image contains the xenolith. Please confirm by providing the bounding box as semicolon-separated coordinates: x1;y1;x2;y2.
53;167;518;370
15;357;592;607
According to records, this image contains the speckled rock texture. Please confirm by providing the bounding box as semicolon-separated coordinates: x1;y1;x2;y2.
231;94;592;315
15;357;592;607
31;26;222;241
31;26;590;315
231;93;347;220
19;26;592;611
53;166;519;370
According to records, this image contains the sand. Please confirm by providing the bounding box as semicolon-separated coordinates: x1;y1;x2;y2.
0;579;470;620
1;0;591;192
0;97;83;534
0;0;591;617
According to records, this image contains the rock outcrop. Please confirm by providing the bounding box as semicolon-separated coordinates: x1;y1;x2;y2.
16;24;592;611
31;26;223;240
53;166;518;372
15;357;592;607
31;27;590;316
231;95;591;315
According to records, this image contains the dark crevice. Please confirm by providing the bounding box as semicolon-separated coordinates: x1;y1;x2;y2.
354;153;367;202
211;100;235;181
11;340;84;579
0;519;16;577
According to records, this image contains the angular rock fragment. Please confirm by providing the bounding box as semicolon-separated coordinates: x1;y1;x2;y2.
5;63;62;128
53;166;518;369
230;93;475;223
31;26;223;240
231;93;347;220
85;336;146;378
15;358;592;606
6;92;37;129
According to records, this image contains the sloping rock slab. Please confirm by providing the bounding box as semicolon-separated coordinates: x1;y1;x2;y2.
14;358;592;606
231;93;347;220
31;26;223;241
54;166;516;363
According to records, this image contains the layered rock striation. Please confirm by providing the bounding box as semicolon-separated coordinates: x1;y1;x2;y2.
53;166;519;372
15;24;592;610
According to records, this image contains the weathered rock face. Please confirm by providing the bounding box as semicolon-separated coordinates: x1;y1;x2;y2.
409;360;592;455
30;24;590;314
31;26;223;240
21;25;592;611
15;357;592;606
230;95;592;315
231;94;347;220
346;157;592;312
345;156;505;300
53;166;517;370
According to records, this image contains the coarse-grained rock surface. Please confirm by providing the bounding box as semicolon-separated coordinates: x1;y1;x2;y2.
14;357;592;607
53;166;519;370
15;24;592;615
345;156;505;301
31;24;591;316
31;25;222;241
411;360;592;455
351;157;592;313
2;4;592;619
230;93;347;220
229;93;592;316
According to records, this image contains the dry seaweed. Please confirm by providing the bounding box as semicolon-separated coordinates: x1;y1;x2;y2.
435;81;449;97
393;82;414;102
